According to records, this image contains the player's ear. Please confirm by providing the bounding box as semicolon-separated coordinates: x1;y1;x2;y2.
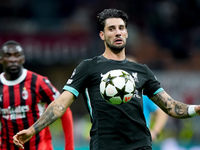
126;29;128;38
99;31;105;40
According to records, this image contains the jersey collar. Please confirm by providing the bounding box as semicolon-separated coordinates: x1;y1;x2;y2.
99;55;128;63
0;68;27;86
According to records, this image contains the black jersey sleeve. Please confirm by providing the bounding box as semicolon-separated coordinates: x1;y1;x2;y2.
143;65;161;97
63;60;90;98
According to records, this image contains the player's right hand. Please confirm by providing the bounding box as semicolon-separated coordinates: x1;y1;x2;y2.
13;129;33;149
195;105;200;116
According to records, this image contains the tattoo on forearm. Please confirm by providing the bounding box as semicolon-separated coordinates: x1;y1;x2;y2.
151;91;190;118
33;104;65;134
175;104;184;115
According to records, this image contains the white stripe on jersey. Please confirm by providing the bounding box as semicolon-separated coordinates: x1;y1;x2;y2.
85;88;93;119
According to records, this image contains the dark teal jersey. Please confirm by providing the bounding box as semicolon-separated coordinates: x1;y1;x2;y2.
63;55;161;150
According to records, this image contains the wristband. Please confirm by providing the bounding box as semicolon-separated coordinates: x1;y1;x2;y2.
188;105;197;117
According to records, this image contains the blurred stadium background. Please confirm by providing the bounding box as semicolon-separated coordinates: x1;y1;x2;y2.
0;0;200;149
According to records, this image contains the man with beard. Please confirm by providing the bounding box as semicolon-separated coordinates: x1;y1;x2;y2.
13;9;200;150
0;40;74;150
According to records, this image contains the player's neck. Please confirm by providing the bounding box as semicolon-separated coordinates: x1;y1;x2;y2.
4;68;23;80
103;48;126;61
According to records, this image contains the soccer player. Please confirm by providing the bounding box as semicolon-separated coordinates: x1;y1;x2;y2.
13;9;200;150
0;40;74;150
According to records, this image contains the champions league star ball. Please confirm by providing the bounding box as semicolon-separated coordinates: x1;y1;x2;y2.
100;69;135;105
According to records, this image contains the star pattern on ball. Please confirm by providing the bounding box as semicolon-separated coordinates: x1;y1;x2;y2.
103;73;116;87
119;71;131;83
114;86;129;100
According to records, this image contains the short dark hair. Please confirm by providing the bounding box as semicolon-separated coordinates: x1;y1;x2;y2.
97;8;129;32
0;40;24;55
1;40;21;49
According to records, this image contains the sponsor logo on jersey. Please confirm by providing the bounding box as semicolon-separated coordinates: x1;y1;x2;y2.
0;105;29;120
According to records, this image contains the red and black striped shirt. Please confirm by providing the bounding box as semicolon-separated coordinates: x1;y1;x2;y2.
0;68;62;150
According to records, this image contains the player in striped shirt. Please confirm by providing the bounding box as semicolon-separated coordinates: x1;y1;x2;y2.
0;40;74;150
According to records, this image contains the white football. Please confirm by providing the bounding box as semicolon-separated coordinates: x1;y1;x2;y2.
100;69;135;105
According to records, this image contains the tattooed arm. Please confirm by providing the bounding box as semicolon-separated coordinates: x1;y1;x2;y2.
150;90;200;118
13;91;75;149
